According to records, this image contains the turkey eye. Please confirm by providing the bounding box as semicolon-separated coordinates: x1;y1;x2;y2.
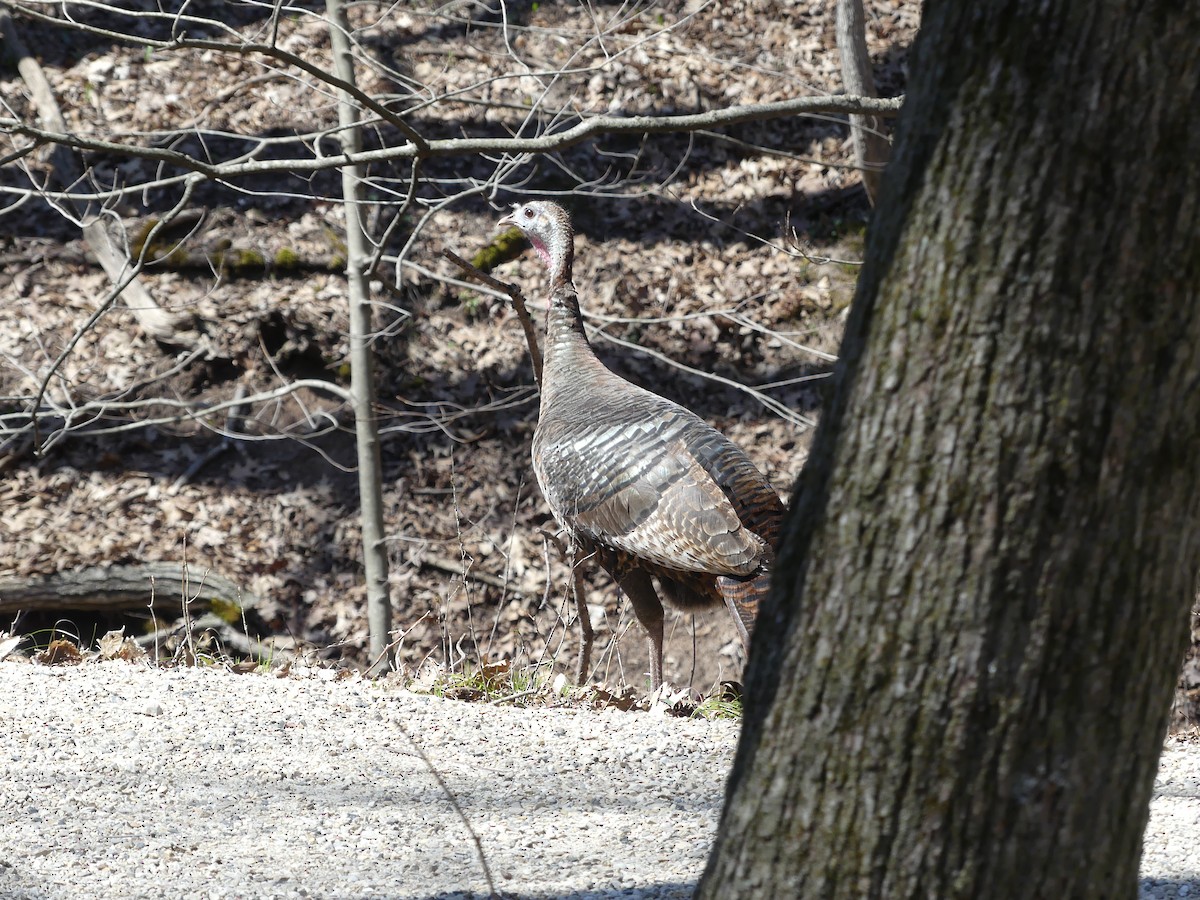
523;209;533;218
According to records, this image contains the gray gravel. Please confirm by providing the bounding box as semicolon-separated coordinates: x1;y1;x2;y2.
0;662;736;899
1144;739;1200;900
0;662;1196;899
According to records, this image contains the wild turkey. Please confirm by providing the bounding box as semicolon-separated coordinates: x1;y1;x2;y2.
498;200;784;690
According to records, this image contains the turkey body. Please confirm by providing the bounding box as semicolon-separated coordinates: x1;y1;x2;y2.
500;203;784;689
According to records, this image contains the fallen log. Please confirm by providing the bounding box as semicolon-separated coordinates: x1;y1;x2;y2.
0;563;257;616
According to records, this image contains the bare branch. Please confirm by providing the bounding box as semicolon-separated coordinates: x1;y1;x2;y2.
0;94;903;196
836;0;891;202
589;329;816;429
442;249;543;387
28;181;200;452
326;0;391;667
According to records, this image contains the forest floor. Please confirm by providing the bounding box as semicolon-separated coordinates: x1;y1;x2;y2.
4;0;1198;722
1;0;922;693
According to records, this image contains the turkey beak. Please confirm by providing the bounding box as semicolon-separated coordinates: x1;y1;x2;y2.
497;205;519;229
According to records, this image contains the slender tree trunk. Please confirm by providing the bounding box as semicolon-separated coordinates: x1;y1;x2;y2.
835;0;889;204
326;0;392;668
701;1;1200;896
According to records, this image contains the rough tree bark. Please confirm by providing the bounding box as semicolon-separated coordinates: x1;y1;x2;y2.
700;1;1200;896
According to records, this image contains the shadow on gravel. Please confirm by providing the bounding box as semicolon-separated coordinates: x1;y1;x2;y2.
398;878;1200;900
1140;878;1200;899
408;889;697;900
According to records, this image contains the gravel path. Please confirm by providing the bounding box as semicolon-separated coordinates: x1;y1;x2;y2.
0;662;1196;899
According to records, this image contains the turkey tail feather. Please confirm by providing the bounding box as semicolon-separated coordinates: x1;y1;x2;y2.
717;567;772;649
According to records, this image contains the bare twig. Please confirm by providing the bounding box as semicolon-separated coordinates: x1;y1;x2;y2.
593;329;815;428
135;613;299;668
28;181;199;453
169;384;250;494
3;0;428;151
420;554;528;597
442;249;544;386
541;530;595;686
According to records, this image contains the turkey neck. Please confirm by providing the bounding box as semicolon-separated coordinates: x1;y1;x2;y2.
536;214;608;413
539;277;607;414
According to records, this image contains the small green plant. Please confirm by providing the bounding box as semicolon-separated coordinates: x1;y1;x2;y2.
207;596;244;625
232;646;275;674
274;247;301;272
413;660;555;706
218;248;268;274
462;292;483;318
690;693;743;720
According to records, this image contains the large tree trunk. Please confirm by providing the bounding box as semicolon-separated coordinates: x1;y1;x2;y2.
700;1;1200;896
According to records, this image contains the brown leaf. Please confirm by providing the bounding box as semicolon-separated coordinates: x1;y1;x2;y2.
37;639;82;666
444;686;485;702
117;639;147;662
478;659;511;687
588;686;639;711
97;628;126;659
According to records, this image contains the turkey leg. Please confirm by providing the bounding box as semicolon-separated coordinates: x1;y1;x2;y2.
616;568;666;691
